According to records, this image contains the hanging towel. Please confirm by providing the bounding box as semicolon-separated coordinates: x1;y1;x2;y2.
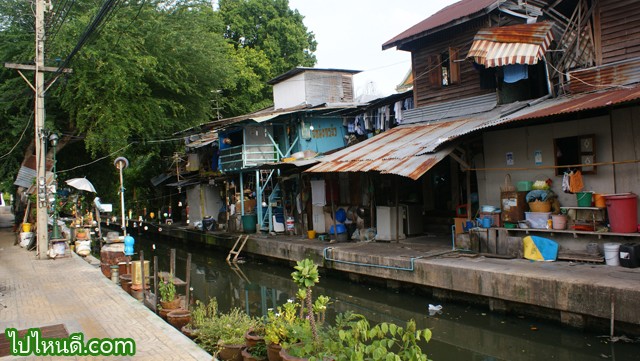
562;172;571;193
503;64;528;83
569;170;584;193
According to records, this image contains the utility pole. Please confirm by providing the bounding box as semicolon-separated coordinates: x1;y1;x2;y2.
33;0;47;259
5;0;71;259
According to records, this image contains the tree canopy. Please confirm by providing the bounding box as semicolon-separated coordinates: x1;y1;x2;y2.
0;0;317;210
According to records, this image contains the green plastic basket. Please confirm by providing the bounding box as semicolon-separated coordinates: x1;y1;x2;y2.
517;181;533;192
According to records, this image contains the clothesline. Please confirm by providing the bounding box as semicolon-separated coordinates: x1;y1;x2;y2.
467;158;640;172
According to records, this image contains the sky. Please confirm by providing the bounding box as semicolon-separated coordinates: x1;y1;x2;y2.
287;0;459;97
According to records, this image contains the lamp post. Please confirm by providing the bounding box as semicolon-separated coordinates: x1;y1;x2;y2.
49;133;61;240
114;157;129;236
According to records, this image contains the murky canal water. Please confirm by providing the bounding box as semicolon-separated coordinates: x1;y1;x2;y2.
132;234;639;361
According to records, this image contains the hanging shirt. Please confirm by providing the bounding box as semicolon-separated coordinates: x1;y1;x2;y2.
394;101;403;124
503;64;529;83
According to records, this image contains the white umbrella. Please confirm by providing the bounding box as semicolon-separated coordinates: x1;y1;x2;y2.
65;178;97;193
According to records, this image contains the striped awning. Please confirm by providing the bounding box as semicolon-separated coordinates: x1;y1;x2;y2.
468;22;554;68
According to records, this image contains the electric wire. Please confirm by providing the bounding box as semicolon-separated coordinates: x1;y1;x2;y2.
0;111;33;160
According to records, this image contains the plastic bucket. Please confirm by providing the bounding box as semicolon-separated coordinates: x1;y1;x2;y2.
22;223;31;232
307;230;316;239
241;214;257;233
576;192;593;207
593;193;606;208
551;214;567;230
604;193;638;233
604;243;620;266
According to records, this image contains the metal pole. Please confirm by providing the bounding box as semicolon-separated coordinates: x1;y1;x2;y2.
114;157;129;236
119;165;126;236
35;0;48;259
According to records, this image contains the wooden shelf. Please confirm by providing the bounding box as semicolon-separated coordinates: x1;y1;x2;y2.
495;227;640;239
560;206;604;211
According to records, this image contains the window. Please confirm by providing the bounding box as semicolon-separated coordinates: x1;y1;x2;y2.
427;48;460;88
554;134;596;175
441;51;450;86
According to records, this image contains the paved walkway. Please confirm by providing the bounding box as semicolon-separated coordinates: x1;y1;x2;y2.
0;229;211;361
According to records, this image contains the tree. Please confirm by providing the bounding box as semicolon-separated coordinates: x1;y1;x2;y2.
218;0;317;115
0;0;318;212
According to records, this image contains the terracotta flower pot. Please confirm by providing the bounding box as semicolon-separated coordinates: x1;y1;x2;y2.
181;325;198;339
244;328;265;348
160;297;181;310
266;343;283;361
278;348;307;361
159;307;171;320
218;343;244;361
241;347;267;361
167;309;191;330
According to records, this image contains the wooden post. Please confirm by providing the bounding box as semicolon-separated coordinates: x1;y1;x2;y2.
185;253;192;308
395;177;400;243
610;293;615;338
329;175;338;242
140;250;146;299
170;248;176;277
153;256;159;314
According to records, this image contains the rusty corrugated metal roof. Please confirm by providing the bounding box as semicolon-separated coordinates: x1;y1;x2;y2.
382;0;503;50
568;59;640;93
467;22;555;67
506;85;640;122
307;85;640;180
304;112;502;180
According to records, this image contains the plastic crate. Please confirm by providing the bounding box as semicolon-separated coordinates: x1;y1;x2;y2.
525;212;551;229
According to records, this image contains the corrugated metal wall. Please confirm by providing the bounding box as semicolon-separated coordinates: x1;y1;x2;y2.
600;0;640;64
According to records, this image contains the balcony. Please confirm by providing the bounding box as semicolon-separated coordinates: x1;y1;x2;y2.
219;144;278;172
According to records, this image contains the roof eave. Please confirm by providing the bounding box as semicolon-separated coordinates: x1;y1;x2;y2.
382;5;499;51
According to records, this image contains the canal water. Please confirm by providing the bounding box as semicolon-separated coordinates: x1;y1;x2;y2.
133;234;640;361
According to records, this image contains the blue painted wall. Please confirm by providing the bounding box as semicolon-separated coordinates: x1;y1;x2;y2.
296;116;346;154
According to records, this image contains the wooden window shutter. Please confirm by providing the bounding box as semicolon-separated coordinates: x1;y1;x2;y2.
449;48;460;84
427;54;441;88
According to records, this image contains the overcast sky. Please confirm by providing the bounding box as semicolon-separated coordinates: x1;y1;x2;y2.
287;0;459;97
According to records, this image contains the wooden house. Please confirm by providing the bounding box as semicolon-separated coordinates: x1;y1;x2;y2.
308;0;640;248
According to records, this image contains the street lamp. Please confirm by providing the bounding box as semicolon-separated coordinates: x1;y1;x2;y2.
49;133;61;240
114;156;129;236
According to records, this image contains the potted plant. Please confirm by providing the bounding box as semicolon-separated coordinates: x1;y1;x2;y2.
241;342;267;361
182;297;218;339
196;307;258;361
264;300;300;361
244;322;266;348
158;275;180;319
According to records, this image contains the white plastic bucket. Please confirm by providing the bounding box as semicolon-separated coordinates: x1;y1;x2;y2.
19;232;33;248
604;243;620;266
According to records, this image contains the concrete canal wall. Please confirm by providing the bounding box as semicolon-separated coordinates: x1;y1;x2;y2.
139;225;640;334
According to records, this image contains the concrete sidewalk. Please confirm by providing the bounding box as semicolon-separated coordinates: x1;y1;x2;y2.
0;229;211;360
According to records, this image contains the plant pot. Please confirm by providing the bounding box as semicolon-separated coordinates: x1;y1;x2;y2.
279;348;308;361
244;328;265;348
167;309;191;330
159;307;172;320
218;343;244;361
267;343;283;361
181;325;198;339
242;347;267;361
160;297;181;310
